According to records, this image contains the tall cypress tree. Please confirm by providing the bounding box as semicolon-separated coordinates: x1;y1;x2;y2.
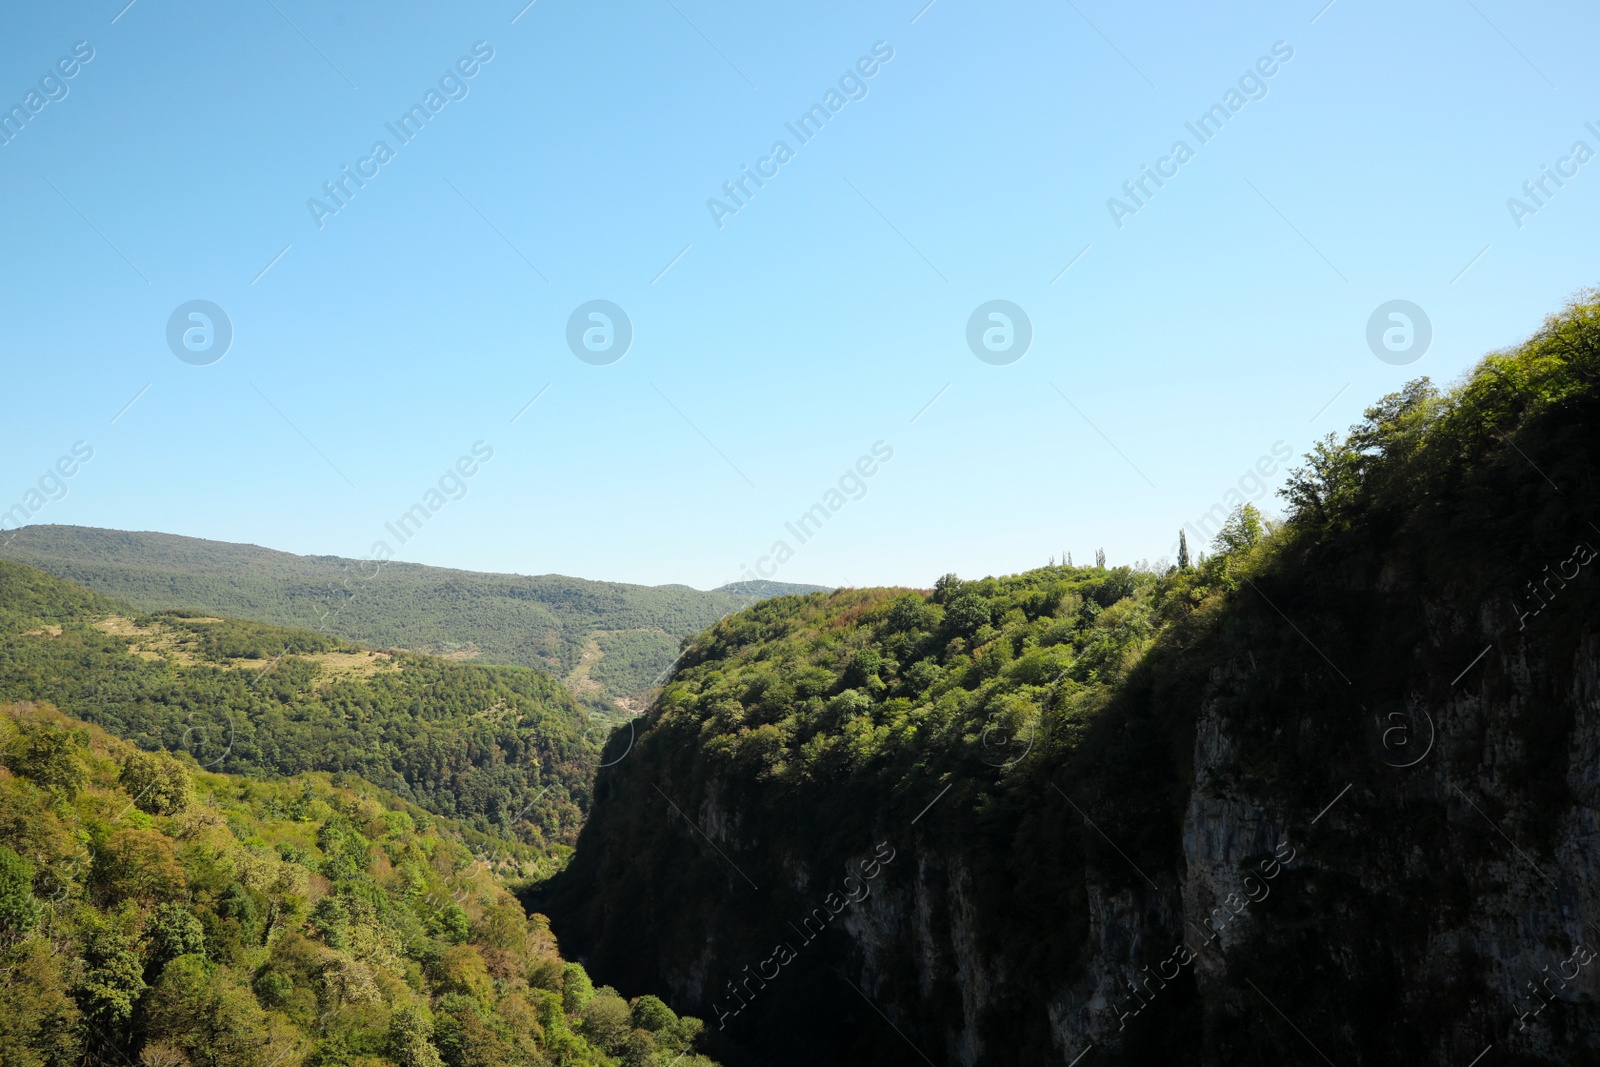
1177;529;1190;570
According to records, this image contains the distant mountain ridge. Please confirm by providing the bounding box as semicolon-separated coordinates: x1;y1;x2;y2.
0;525;827;711
0;556;594;845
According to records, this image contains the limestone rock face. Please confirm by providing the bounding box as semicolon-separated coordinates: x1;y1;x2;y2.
543;578;1600;1066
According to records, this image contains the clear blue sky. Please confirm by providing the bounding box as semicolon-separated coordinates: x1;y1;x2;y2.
2;0;1595;590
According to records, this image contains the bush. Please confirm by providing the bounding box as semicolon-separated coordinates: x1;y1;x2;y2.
434;944;493;1003
12;727;87;797
252;970;293;1007
434;902;470;945
118;751;192;816
884;595;933;633
308;896;350;949
562;961;594;1013
93;828;186;905
944;593;991;634
845;649;884;688
902;659;942;694
579;988;631;1053
388;1003;445;1067
631;993;677;1032
145;903;204;969
0;844;40;934
826;689;872;722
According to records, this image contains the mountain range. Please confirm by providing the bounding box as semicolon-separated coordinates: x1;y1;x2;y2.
0;525;825;714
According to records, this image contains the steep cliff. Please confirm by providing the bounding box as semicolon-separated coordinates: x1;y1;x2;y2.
537;293;1600;1065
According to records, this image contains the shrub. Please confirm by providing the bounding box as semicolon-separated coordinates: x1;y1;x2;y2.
118;751;192;816
944;593;991;634
562;961;594;1013
12;728;87;797
93;829;186;905
579;988;631;1053
308;896;350;949
145;903;204;969
631;993;677;1032
0;844;40;934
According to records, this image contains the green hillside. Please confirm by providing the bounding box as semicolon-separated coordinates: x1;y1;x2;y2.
0;700;720;1067
0;560;594;848
538;563;1168;1062
0;528;826;712
539;293;1600;1065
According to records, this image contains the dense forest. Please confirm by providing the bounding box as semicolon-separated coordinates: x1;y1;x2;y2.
539;550;1193;1062
541;292;1600;1065
0;700;720;1067
0;528;823;710
0;563;594;849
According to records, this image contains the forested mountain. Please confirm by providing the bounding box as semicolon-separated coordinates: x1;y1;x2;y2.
0;561;593;849
539;293;1600;1065
0;700;720;1067
0;528;824;712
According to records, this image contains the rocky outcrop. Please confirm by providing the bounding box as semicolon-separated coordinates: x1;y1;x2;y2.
543;584;1600;1066
540;485;1600;1067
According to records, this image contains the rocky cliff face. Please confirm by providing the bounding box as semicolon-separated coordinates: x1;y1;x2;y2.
535;307;1600;1064
539;576;1600;1067
1048;581;1600;1065
548;574;1600;1064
